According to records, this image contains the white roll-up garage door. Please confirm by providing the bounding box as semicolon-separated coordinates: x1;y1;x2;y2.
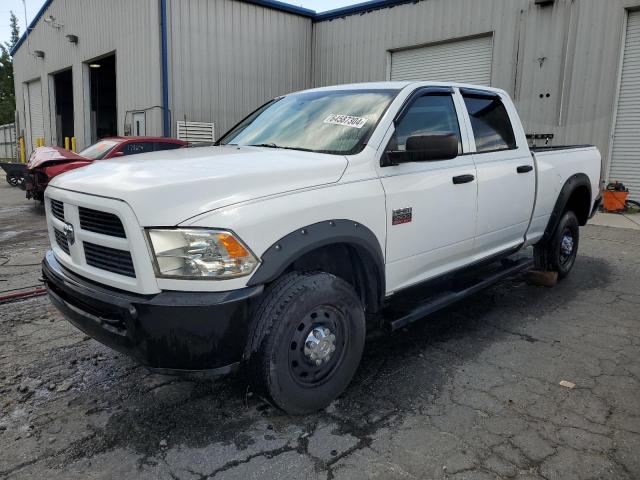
610;11;640;201
27;79;44;148
390;35;493;86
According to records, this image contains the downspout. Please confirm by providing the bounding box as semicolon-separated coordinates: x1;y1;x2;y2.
160;0;170;137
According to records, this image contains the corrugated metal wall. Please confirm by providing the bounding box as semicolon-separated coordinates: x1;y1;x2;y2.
610;9;640;201
166;0;313;138
11;0;637;178
312;0;636;175
12;0;163;154
312;0;523;89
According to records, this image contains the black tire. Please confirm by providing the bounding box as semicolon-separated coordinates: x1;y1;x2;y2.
535;211;579;280
248;271;366;415
626;199;640;211
7;174;18;186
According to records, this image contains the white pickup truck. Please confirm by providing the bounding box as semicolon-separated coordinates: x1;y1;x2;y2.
42;82;602;414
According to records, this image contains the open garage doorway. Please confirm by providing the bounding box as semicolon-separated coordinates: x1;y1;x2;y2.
52;69;74;147
87;53;117;142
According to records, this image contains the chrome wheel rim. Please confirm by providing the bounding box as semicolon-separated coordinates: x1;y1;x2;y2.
559;229;575;265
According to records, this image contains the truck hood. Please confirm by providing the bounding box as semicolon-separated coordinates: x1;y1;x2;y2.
49;145;348;225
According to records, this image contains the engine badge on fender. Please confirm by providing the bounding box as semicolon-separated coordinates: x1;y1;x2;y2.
392;207;412;225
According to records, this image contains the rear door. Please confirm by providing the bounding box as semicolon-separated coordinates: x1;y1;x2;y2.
460;89;535;259
377;87;478;292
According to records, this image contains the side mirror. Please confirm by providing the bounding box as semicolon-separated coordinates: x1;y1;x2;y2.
112;151;125;157
383;132;459;166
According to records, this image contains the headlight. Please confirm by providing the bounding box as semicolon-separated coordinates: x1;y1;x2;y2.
146;229;258;279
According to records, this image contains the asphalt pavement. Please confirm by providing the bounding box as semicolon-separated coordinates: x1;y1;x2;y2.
1;181;639;479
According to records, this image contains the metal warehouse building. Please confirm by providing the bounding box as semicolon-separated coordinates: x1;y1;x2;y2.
11;0;640;198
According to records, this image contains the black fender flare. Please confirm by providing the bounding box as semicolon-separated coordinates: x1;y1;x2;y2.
247;219;385;309
541;173;592;244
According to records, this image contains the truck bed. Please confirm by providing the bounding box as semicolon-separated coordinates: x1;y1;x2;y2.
530;144;593;153
525;145;601;246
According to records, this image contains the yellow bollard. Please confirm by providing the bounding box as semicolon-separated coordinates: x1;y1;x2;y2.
19;137;25;163
71;137;76;152
64;137;70;150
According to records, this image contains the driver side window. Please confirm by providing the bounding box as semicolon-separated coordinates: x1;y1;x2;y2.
388;94;463;154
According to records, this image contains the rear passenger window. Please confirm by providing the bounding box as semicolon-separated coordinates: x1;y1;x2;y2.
154;142;183;151
462;94;516;152
389;94;462;154
120;142;154;155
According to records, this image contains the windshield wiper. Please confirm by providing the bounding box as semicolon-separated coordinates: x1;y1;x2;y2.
248;143;318;153
248;143;280;148
242;143;326;154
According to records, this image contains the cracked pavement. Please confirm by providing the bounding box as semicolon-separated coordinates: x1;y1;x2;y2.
1;181;639;479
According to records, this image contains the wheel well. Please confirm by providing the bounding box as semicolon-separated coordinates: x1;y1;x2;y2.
282;243;384;313
565;185;590;226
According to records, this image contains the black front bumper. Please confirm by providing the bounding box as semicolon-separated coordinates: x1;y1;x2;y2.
42;251;263;373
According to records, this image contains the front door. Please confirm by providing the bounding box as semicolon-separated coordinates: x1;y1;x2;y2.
377;88;478;293
460;89;536;259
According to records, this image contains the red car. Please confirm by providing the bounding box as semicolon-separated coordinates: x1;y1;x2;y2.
26;136;187;201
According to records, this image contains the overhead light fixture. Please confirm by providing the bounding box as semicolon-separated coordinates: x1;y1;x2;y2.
43;14;64;29
33;50;45;58
65;34;78;44
89;63;101;69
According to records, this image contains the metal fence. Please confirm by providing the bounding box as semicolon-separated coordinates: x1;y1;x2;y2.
0;123;17;161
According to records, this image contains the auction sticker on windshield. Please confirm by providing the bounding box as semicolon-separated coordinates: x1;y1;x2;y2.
323;114;368;129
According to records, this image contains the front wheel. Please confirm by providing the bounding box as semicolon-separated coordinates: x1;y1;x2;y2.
248;272;366;414
535;211;580;279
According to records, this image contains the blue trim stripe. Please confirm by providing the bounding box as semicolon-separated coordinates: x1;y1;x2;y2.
9;0;55;56
313;0;420;21
241;0;315;17
10;0;422;56
160;0;170;137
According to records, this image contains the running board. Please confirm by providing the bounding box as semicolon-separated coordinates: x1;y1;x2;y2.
387;257;534;331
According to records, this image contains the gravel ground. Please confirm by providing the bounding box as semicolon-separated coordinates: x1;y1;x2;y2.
1;181;639;479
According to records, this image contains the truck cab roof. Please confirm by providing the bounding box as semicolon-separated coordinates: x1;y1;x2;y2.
302;81;508;96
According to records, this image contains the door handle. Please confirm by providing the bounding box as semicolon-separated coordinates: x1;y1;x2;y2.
452;174;475;185
517;165;533;174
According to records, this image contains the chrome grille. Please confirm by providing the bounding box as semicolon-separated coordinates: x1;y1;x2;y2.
54;228;70;254
50;199;65;221
83;242;135;278
79;207;126;238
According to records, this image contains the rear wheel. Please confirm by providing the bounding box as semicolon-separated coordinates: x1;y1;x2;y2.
248;272;365;414
535;211;579;279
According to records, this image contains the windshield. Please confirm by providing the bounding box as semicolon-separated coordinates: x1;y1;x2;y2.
218;89;398;154
79;140;120;160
